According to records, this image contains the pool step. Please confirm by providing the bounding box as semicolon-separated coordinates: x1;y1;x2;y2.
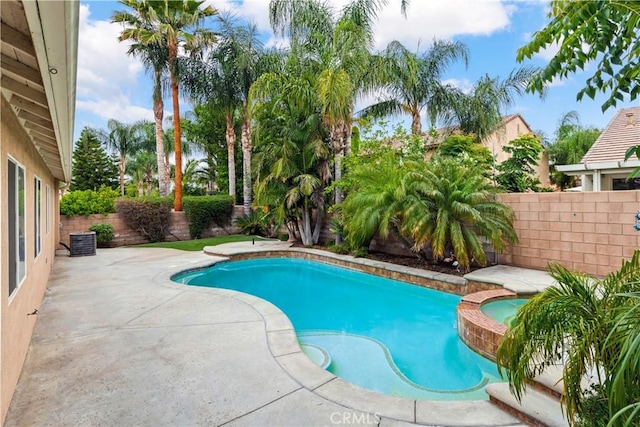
486;383;569;427
529;365;563;399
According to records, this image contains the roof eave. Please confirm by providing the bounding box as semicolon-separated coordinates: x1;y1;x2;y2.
556;160;640;175
23;0;79;182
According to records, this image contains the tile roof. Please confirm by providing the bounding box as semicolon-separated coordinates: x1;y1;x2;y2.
581;107;640;164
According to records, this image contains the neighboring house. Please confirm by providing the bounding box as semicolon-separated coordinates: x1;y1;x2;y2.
556;106;640;191
425;114;551;187
1;0;78;422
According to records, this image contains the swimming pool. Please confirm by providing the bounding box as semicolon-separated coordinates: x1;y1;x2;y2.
173;257;502;400
480;298;528;326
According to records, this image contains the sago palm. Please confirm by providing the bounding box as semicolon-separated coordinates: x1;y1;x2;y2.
401;159;517;270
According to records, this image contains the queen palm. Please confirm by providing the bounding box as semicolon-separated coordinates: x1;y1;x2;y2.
113;5;170;196
548;111;600;189
270;0;387;243
114;0;216;211
497;251;640;425
360;39;468;135
105;119;145;195
221;20;270;215
181;15;242;203
127;150;157;196
449;66;539;142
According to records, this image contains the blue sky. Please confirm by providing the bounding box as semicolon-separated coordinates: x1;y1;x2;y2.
75;0;638;144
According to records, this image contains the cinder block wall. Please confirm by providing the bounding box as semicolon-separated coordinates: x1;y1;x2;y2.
60;206;244;247
497;191;640;277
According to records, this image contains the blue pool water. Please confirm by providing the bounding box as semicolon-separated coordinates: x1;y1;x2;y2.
173;258;502;400
481;299;528;326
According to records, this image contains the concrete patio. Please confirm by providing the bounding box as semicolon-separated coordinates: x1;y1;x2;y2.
5;247;529;427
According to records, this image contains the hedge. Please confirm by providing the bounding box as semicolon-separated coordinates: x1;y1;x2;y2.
115;197;173;243
183;195;234;239
60;186;119;216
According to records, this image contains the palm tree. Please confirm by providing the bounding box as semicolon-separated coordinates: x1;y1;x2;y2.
105;119;145;195
607;290;640;426
359;39;468;135
114;0;216;211
496;251;640;425
448;66;540;141
342;157;517;271
270;0;387;242
181;20;241;202
404;158;517;270
113;5;170;196
127;150;157;196
548;111;600;189
221;20;270;215
252;63;330;245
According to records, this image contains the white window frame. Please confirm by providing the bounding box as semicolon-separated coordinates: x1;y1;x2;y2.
34;176;42;257
8;156;27;299
45;184;51;234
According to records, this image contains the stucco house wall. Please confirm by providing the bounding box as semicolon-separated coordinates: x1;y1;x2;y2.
1;97;61;421
0;1;78;422
425;114;551;188
482;114;550;187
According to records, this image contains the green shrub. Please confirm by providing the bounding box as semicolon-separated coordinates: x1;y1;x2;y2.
115;197;173;243
234;210;269;236
60;186;119;216
183;195;234;239
327;243;350;255
89;223;115;247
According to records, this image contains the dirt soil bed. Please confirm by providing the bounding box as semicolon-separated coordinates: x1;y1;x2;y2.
292;243;478;277
366;252;479;277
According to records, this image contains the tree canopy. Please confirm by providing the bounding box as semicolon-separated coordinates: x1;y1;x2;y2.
70;128;119;192
518;0;640;111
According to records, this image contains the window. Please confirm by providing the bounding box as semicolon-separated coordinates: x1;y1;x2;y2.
8;158;26;296
46;184;51;234
612;178;640;190
34;177;42;256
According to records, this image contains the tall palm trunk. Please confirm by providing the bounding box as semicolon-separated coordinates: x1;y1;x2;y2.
241;111;252;214
118;154;126;195
225;111;236;202
153;98;168;196
330;123;344;244
411;109;422;135
169;42;183;211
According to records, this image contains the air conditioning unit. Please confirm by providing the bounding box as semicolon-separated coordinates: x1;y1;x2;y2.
69;232;96;257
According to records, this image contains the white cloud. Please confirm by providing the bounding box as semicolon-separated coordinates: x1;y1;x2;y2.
441;78;474;94
372;0;515;51
76;4;153;123
533;40;561;61
76;100;157;124
208;0;515;52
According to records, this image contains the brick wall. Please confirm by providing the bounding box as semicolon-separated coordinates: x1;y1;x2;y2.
60;206;244;248
497;191;640;277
